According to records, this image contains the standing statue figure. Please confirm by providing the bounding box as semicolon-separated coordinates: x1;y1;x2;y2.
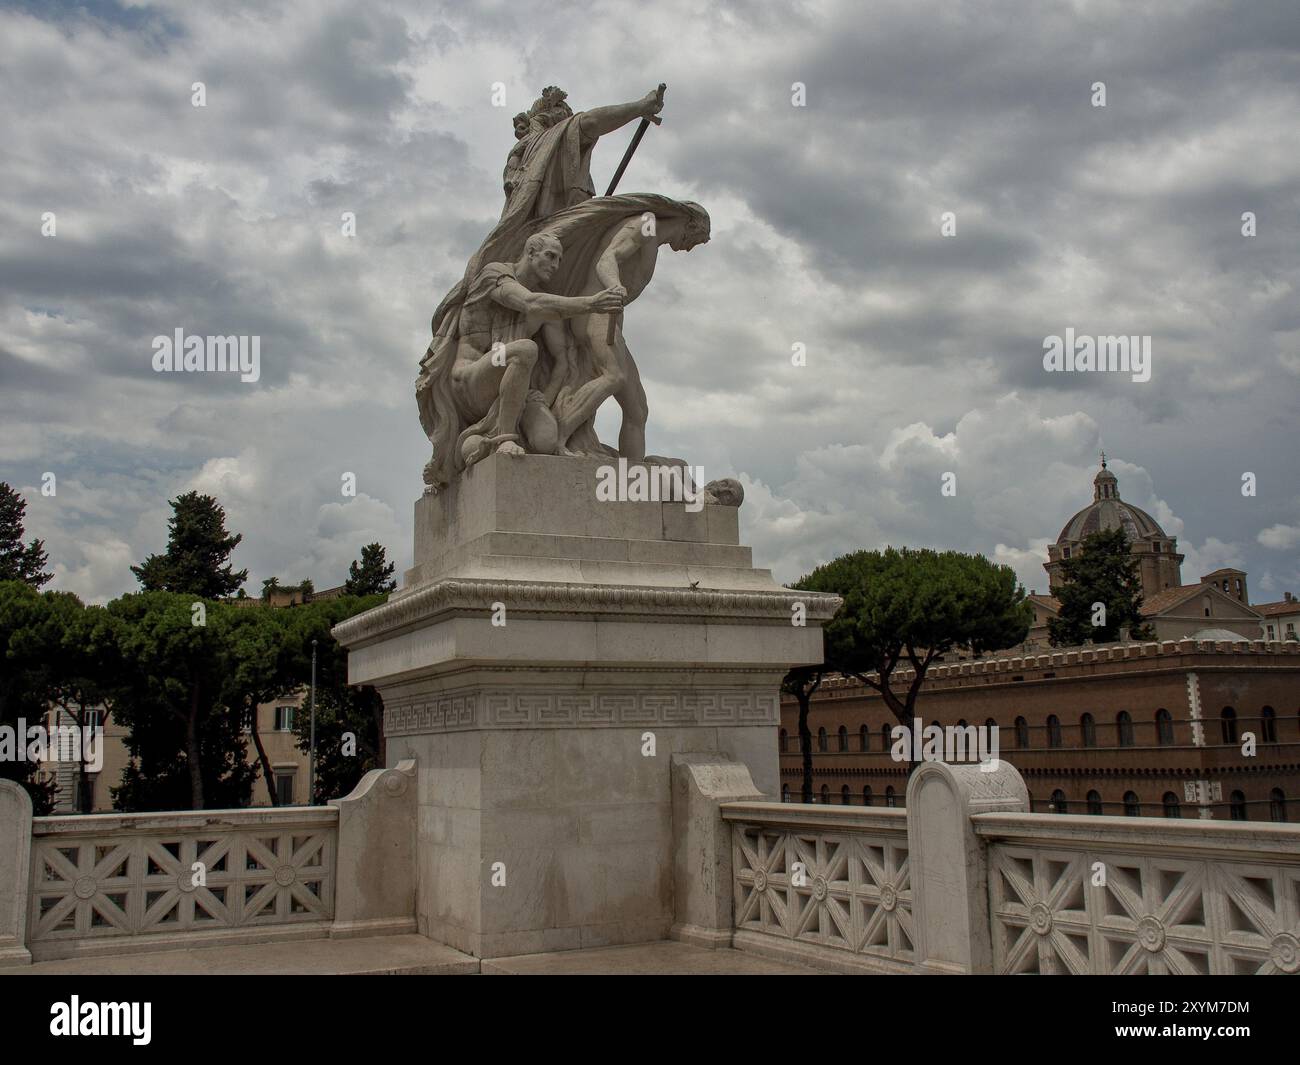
417;83;709;492
552;204;710;459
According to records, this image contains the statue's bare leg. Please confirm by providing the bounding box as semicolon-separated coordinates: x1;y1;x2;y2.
459;339;538;456
556;312;627;442
614;351;648;460
520;392;558;454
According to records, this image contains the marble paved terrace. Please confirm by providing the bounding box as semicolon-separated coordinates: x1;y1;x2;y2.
7;936;822;976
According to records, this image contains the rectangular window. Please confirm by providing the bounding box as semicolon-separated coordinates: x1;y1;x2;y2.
275;706;294;732
1268;625;1276;639
275;773;295;805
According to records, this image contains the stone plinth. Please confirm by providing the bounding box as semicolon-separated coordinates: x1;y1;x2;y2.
332;453;838;958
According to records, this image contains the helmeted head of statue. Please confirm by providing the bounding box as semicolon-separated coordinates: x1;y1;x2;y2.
526;86;574;133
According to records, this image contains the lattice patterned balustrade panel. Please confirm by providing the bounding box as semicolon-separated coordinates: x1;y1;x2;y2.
732;823;913;966
989;843;1300;975
28;821;336;948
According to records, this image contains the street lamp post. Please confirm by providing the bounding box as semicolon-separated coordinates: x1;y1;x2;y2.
308;638;318;805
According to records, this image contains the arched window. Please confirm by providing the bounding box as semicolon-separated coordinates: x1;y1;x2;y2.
1047;715;1062;748
1087;790;1103;815
820;784;830;804
840;784;851;805
863;786;872;806
1080;713;1096;747
1262;706;1277;743
1123;791;1140;817
1162;792;1181;818
817;727;828;753
956;718;968;730
1015;716;1030;748
984;717;997;737
1156;708;1173;746
837;725;849;752
885;786;896;808
1117;711;1134;747
781;783;790;803
881;722;893;752
1230;790;1247;821
1221;708;1237;745
1270;788;1287;823
859;724;869;752
1051;789;1068;814
779;729;788;753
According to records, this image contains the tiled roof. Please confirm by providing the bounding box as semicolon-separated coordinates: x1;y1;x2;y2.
1140;584;1204;615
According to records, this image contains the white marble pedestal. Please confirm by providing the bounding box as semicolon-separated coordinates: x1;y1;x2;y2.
332;453;838;957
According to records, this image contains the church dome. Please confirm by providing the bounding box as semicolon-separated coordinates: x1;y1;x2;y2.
1190;627;1252;642
1056;460;1169;544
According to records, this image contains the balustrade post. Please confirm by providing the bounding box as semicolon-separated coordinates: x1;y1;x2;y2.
669;754;763;948
906;759;1027;974
0;780;33;965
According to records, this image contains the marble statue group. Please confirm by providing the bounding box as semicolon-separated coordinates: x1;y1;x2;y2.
415;84;711;493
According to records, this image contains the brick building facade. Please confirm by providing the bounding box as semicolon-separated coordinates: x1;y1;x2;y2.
779;639;1300;821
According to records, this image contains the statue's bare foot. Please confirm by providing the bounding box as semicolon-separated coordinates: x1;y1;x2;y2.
497;440;526;457
558;445;585;458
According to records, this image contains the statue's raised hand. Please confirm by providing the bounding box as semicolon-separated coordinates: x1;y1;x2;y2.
640;84;666;121
589;287;625;314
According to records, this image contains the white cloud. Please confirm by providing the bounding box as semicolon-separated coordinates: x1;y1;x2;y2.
1258;523;1300;551
2;0;1297;608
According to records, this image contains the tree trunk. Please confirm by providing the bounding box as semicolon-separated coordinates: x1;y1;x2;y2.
248;699;278;806
186;683;204;810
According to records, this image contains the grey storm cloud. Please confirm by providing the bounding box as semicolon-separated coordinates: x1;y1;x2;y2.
0;0;1296;606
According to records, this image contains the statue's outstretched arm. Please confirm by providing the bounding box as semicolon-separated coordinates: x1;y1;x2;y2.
578;86;665;144
494;278;622;320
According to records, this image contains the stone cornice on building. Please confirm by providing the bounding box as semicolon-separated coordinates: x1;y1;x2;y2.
333;577;842;646
810;639;1300;699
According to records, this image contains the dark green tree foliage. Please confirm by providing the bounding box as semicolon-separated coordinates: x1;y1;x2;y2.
287;594;388;803
32;593;119;813
0;482;52;588
0;584;121;812
790;547;1031;793
106;594;258;811
344;543;396;596
1047;528;1155;647
131;491;247;598
0;581;58;812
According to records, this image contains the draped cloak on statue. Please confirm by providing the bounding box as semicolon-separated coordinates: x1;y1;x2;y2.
415;110;701;490
416;111;596;489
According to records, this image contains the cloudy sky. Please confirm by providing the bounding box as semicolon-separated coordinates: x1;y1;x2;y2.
2;0;1297;604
